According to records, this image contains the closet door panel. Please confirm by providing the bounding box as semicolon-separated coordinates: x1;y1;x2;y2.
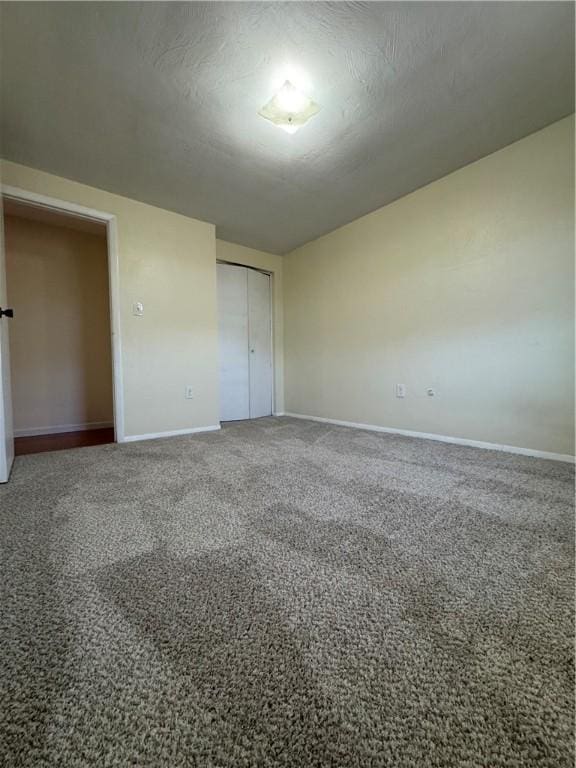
217;263;249;421
248;270;272;418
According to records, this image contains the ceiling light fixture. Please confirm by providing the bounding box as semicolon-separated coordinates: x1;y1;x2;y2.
258;80;320;134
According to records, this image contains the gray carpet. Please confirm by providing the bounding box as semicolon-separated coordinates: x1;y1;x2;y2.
0;417;573;767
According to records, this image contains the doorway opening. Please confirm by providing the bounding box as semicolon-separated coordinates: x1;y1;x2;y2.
3;197;117;456
217;261;273;422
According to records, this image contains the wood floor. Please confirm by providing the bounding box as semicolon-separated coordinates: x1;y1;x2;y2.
14;428;115;456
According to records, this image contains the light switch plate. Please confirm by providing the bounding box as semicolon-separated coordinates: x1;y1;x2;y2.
132;302;144;316
395;383;406;398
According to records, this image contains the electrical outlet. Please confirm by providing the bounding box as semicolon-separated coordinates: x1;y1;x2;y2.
185;385;194;399
132;302;144;317
395;383;406;398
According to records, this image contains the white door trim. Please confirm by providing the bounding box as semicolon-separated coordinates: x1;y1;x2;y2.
1;184;125;443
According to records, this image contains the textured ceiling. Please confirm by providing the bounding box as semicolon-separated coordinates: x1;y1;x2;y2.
1;2;574;254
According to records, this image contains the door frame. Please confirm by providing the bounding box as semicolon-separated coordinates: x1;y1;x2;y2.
1;185;125;443
216;259;275;419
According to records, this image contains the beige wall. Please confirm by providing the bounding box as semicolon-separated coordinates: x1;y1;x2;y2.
284;116;575;456
1;160;219;439
5;215;113;434
216;239;284;414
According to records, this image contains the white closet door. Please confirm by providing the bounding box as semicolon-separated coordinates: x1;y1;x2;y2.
217;263;250;421
248;269;272;418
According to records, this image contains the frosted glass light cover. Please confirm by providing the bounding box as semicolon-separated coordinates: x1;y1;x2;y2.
258;81;320;133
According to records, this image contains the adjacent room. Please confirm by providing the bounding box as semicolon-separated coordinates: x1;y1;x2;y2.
0;3;574;767
3;199;115;455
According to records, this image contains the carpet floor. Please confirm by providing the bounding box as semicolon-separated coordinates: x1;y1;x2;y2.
0;416;573;767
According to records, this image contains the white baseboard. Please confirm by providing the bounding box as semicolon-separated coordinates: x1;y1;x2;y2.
122;424;221;443
273;412;286;417
283;412;575;464
15;421;113;438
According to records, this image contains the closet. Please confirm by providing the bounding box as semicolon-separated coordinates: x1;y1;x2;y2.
217;262;272;421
